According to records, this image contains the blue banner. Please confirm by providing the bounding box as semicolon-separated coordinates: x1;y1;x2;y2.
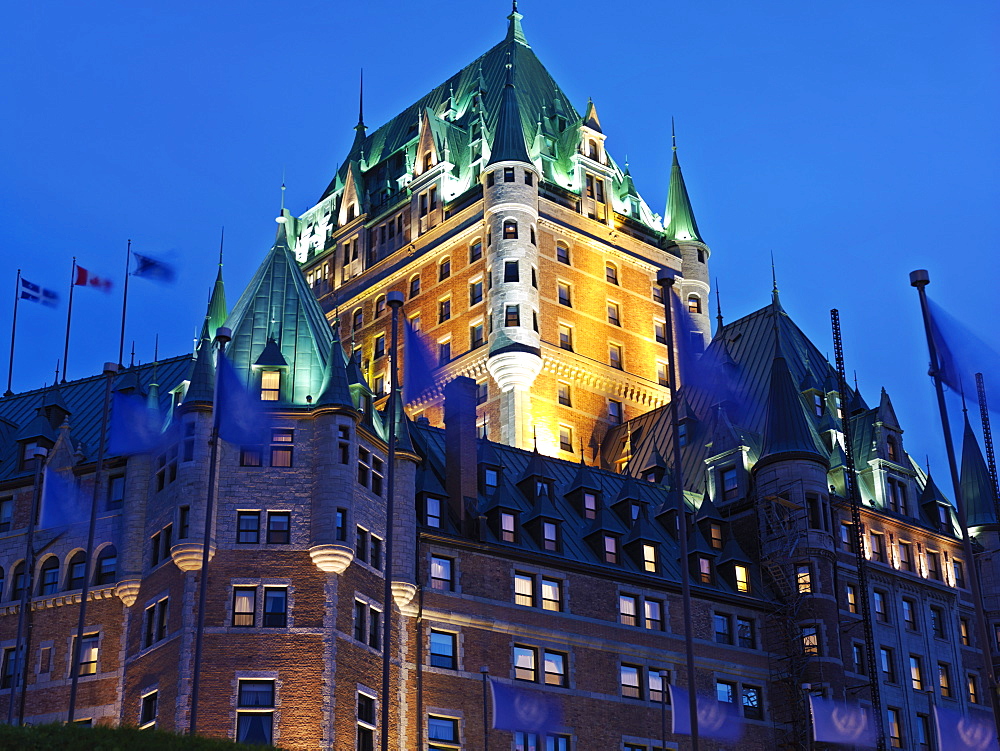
927;296;999;413
217;351;271;445
809;696;876;748
934;705;999;751
490;679;561;735
669;684;742;743
40;467;88;529
108;391;165;456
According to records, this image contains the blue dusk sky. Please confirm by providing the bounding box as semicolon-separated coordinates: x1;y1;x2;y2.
2;1;998;477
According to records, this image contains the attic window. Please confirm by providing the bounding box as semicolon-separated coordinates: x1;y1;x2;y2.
423;152;433;171
887;436;898;462
260;371;280;402
813;393;824;417
642;544;657;573
587;139;599;159
709;523;723;550
542;522;559;552
20;441;41;472
503;167;515;183
721;467;738;500
603;535;619;564
583;492;597;520
688;295;702;315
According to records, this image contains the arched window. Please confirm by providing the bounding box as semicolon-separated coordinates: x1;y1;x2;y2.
439;257;451;281
66;551;86;590
556;243;570;265
38;556;60;596
503;220;518;240
409;275;421;299
11;562;25;601
352;308;363;331
687;295;701;314
95;546;117;585
374;296;386;319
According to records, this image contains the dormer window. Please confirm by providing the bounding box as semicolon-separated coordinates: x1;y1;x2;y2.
887;436;898;462
20;441;41;472
582;492;597;520
535;480;550;497
425;497;442;528
735;564;750;593
260;371;280;402
542;521;559;552
721;467;739;500
484;468;499;491
709;523;723;550
423;152;433;171
697;556;713;584
678;423;689;447
587;139;599;160
500;512;517;543
603;535;619;564
813;393;824;417
642;544;657;573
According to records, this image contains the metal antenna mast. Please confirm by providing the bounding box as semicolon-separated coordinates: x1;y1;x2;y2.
975;373;1000;525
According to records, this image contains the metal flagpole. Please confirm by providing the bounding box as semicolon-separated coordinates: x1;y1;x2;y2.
481;667;490;751
62;258;76;383
380;291;403;751
8;447;45;724
5;269;21;397
910;270;1000;737
189;326;230;736
118;240;131;368
67;361;118;723
657;273;699;751
659;669;669;751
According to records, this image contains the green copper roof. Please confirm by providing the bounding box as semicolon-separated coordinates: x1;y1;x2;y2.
183;335;215;405
315;331;354;410
663;150;703;244
486;47;532;166
225;214;332;405
960;413;998;528
206;263;227;338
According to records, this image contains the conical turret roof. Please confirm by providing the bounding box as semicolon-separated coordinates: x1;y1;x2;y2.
960;413;998;528
663;149;703;243
486;46;532;166
206;260;227;338
315;331;354;411
759;348;826;463
183;335;215;405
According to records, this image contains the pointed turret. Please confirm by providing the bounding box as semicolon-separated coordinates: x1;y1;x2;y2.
486;50;531;166
960;412;998;529
315;330;354;411
759;347;826;463
183;334;215;405
225;216;333;405
583;99;602;133
663;146;703;244
207;252;227;337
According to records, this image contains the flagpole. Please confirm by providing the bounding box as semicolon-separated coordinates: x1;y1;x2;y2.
8;446;44;724
67;361;117;723
481;667;490;751
189;326;230;736
380;292;403;751
659;669;668;751
910;270;1000;736
62;258;77;383
118;240;131;368
5;269;21;396
658;273;699;751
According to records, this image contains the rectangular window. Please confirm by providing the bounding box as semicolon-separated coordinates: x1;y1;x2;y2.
621;664;642;698
476;380;488;405
737;617;755;648
470;323;485;349
237;511;260;544
968;673;980;703
735;564;750;593
930;606;946;639
371;535;383;570
556;244;570;264
357;692;376;751
887;707;903;749
429;630;457;669
470;241;483;262
76;633;99;675
953;559;966;588
428;715;460;749
619;594;638;626
431;556;454;591
505;305;520;327
910;655;924;690
852;643;867;675
841;522;855;551
335;508;347;541
604;535;618;564
582;492;597;520
425;497;442;528
558;324;573;351
0;499;12;532
796;565;812;593
657;361;669;387
514;645;537;681
698;556;713;584
605;263;618;285
649;669;668;703
541;578;562;611
439;298;451;323
609;344;623;370
880;647;896;682
260;371;280;401
926;550;941;580
439;258;451;281
870;532;885;562
107;475;125;510
469;279;483;306
608;400;623;425
607;301;621;326
846;584;858;614
236;680;274;746
716;680;736;704
139;690;158;728
742;685;763;720
801;625;819;655
515;732;539;751
233;587;256;627
645;599;663;631
642;544;657;573
374;334;386;359
557;282;572;307
515;573;535;607
501;512;516;542
543;520;560;550
504;167;515;183
558;426;573;453
874;590;888;622
262;588;287;628
938;662;952;697
898;541;913;571
504;261;519;283
714;613;733;644
902;598;916;630
721;467;738;499
960;617;971;646
266;511;290;544
543;650;566;686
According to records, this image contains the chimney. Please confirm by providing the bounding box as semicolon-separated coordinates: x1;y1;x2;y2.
444;376;478;532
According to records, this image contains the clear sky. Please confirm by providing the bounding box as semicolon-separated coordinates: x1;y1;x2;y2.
2;1;998;477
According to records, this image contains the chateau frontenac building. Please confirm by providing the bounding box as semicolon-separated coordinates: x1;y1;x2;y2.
0;8;997;751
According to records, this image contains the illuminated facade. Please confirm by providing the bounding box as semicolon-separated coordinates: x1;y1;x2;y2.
0;7;997;751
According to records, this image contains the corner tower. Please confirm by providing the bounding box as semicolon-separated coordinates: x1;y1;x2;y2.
663;131;712;346
483;44;543;450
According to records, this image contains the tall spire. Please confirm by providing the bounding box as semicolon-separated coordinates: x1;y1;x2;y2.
353;69;367;144
506;1;528;47
662;122;703;243
486;49;531;166
206;228;228;336
715;277;724;334
770;252;782;309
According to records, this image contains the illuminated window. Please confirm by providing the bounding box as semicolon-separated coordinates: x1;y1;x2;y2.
503;220;518;240
735;564;750;593
910;655;924;690
698;556;712;584
232;587;255;627
270;429;293;467
709;523;723;549
887;708;903;749
716;680;736;704
607;301;621;326
960;617;971;646
260;371;280;401
429;631;456;669
583;492;597;519
236;680;274;746
649;669;668;703
621;664;641;698
938;662;952;697
514;645;537;681
642;544;657;573
604;535;619;564
645;599;663;631
969;673;981;704
541;578;562;611
796;565;812;593
619;594;638;626
657;361;669;387
431;556;453;591
515;573;535;606
544;650;567;686
801;625;819;655
543;521;559;550
500;512;516;542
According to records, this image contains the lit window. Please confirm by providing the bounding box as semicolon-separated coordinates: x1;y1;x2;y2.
236;680;275;746
544;650;567;686
649;669;668;703
698;556;712;584
429;630;457;669
796;565;812;593
514;646;537;681
543;521;560;550
910;655;924;690
657;362;669;387
969;673;980;704
621;664;641;698
645;599;663;630
515;573;535;606
426;497;442;528
642;544;657;573
938;662;952;697
583;492;597;519
735;564;750;593
503;220;518;240
620;594;638;626
76;633;99;675
887;708;903;749
431;556;454;591
270;429;293;467
541;578;562;611
232;587;256;627
500;512;516;542
802;626;819;655
260;371;280;401
709;523;723;549
604;535;618;564
960;618;971;646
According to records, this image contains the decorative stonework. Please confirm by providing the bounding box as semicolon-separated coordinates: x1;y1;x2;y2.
309;544;354;574
115;579;142;607
391;580;418;614
170;542;216;572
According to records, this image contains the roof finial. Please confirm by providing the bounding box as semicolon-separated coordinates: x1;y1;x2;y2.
579;438;586;464
280;168;286;213
129;340;136;368
770;251;781;307
54;360;60;384
533;424;538;452
715;277;724;332
218;226;225;267
357;68;365;130
671;117;677;152
512;0;517;12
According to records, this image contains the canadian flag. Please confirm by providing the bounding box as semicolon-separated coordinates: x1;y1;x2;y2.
74;265;113;292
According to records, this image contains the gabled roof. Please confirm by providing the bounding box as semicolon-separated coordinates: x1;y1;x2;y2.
225;215;333;405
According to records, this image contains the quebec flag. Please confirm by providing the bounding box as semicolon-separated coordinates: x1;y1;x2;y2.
39;467;88;529
934;705;1000;751
669;684;742;743
809;695;876;748
490;679;561;735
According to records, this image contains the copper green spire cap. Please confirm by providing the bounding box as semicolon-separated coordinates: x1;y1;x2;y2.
662;123;703;244
506;1;529;47
960;410;998;528
207;231;227;337
487;48;532;167
183;335;215;405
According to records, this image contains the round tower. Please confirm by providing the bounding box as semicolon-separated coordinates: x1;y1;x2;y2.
482;54;543;450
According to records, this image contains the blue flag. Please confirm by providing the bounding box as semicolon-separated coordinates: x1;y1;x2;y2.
490;679;561;735
108;391;164;456
20;278;59;308
809;696;876;748
217;352;271;445
927;297;1000;414
669;684;742;743
133;252;177;283
403;318;437;404
934;705;999;751
40;467;88;529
